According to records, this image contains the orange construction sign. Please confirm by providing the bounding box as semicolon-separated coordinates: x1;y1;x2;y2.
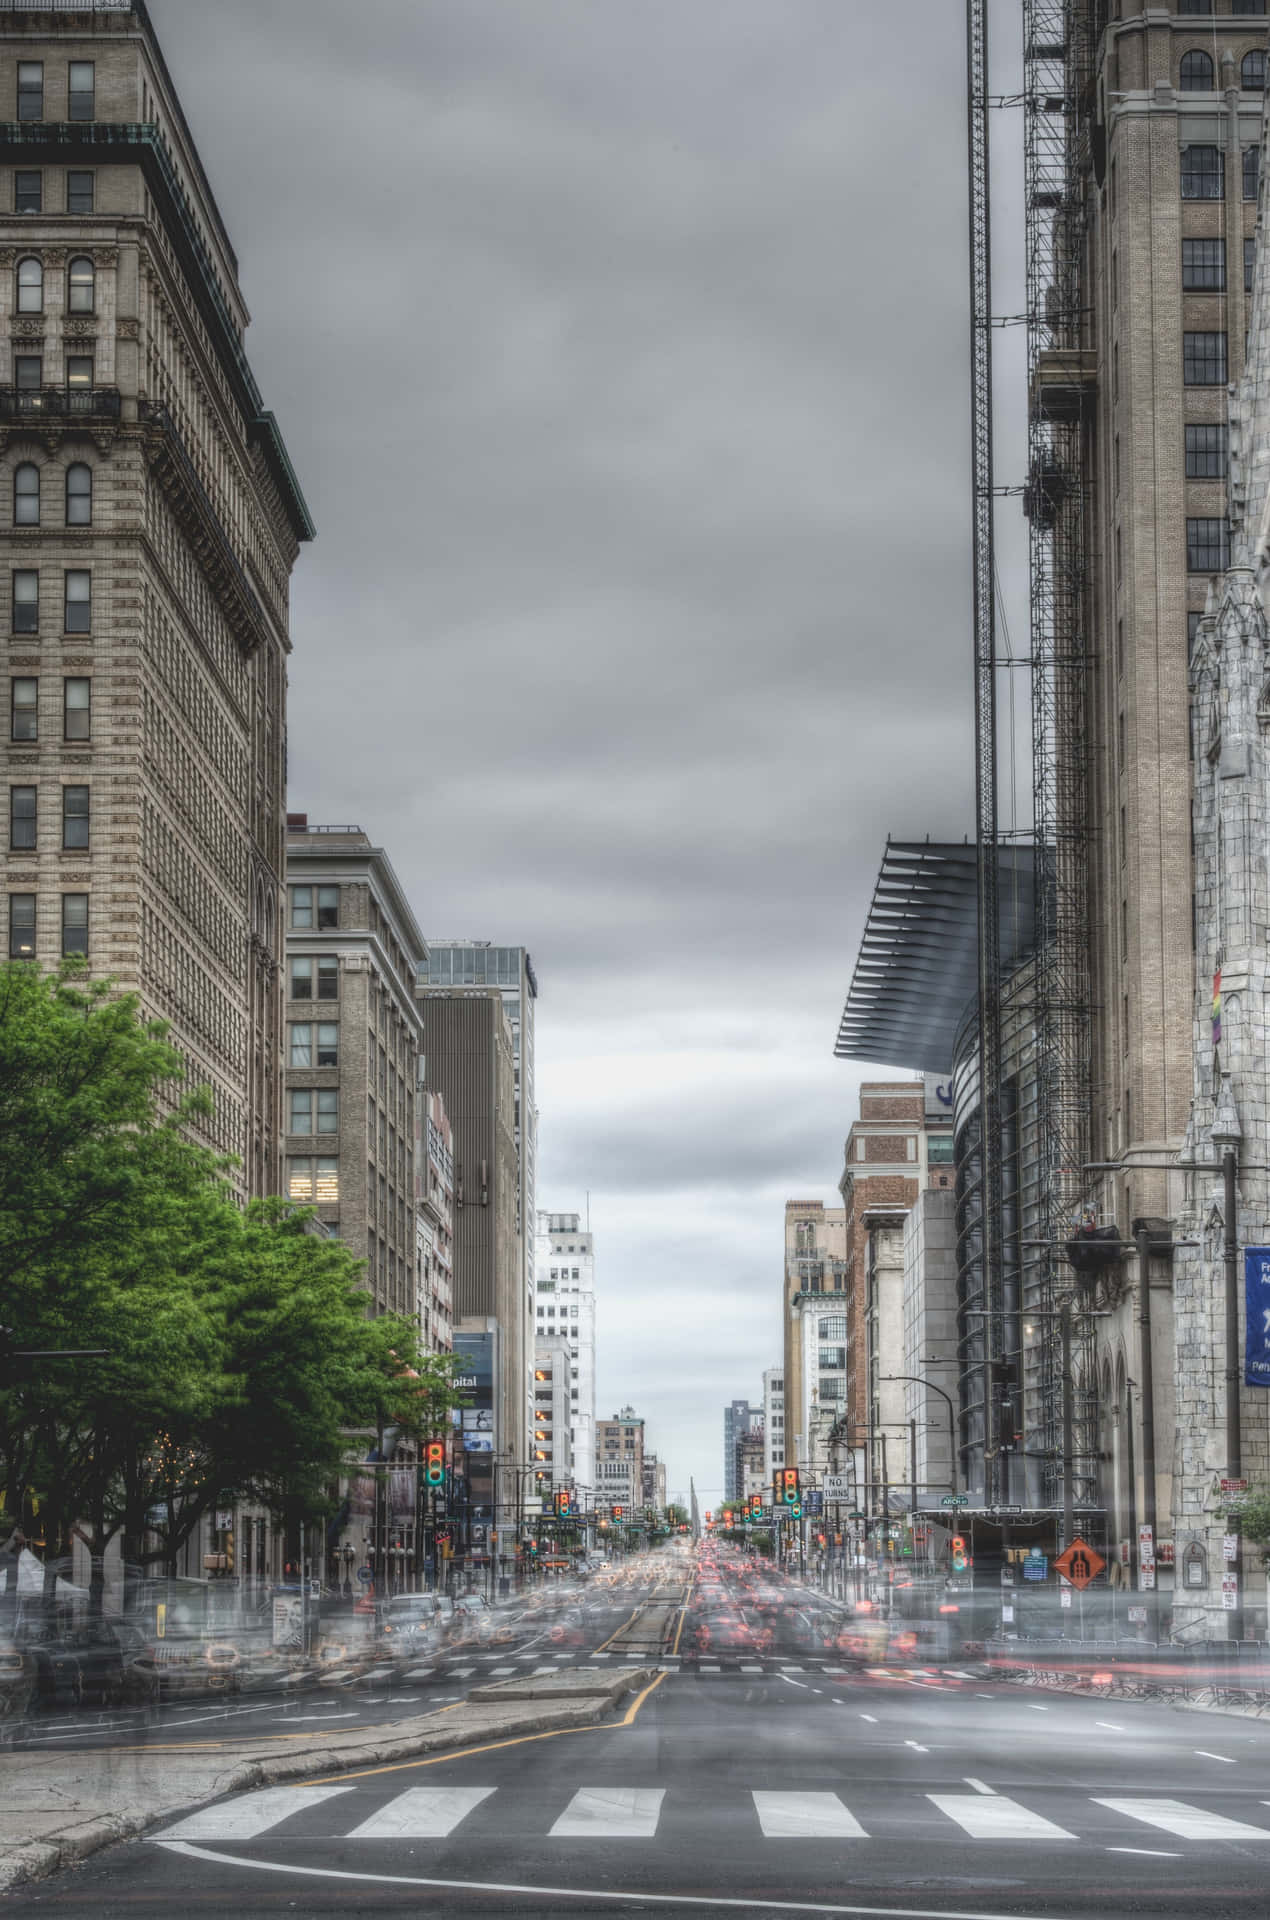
1052;1538;1106;1590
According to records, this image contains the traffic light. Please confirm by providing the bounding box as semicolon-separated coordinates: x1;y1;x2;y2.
782;1468;800;1503
950;1534;968;1573
705;1510;712;1524
425;1439;446;1488
614;1504;624;1521
749;1492;762;1517
788;1500;802;1521
555;1488;569;1517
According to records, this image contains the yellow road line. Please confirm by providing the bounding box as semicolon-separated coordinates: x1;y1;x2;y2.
593;1601;644;1654
301;1669;669;1788
670;1606;687;1657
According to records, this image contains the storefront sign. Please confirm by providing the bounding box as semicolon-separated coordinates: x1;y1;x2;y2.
1244;1247;1270;1386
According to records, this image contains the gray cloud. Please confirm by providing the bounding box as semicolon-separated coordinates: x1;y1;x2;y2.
153;0;974;1497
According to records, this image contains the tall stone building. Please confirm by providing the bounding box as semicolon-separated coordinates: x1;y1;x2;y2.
534;1210;598;1496
1085;8;1266;1233
416;988;522;1480
0;1;313;1194
283;821;426;1319
596;1407;644;1513
781;1201;847;1477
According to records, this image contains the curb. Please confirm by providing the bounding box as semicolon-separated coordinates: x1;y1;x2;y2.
997;1667;1270;1720
0;1668;654;1898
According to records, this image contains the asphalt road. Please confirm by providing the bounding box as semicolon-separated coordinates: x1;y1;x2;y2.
13;1550;1270;1919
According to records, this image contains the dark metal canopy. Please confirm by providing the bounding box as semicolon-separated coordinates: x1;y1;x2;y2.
834;841;1036;1074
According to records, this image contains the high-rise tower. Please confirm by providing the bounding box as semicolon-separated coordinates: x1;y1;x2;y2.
0;1;313;1195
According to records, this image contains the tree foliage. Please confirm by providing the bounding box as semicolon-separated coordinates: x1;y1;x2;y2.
1226;1485;1270;1547
0;962;466;1590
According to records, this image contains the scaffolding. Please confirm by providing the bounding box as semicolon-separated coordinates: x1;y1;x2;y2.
1020;0;1099;1518
964;0;1101;1526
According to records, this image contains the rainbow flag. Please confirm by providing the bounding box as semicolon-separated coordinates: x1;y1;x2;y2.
1212;969;1222;1046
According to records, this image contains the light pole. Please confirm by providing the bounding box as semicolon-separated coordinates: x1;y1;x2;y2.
1209;1080;1244;1642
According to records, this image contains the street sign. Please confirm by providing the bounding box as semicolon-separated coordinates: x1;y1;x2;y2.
1052;1538;1105;1590
1022;1551;1048;1582
823;1474;851;1499
1059;1586;1072;1610
356;1565;373;1585
1220;1478;1248;1494
1223;1534;1239;1563
940;1493;969;1509
1222;1573;1239;1610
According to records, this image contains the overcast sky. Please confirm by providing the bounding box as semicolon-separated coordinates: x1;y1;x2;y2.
154;0;1030;1504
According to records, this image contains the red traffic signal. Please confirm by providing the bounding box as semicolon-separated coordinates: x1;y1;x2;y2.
425;1439;446;1487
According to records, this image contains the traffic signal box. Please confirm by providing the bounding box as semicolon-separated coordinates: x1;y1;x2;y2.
555;1488;570;1517
950;1534;969;1573
749;1492;762;1517
614;1504;624;1521
425;1440;446;1489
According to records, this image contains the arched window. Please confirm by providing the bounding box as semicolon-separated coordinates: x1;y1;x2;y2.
65;463;91;526
16;257;42;313
67;256;94;314
1242;49;1267;90
13;462;39;526
818;1314;847;1341
1179;49;1215;90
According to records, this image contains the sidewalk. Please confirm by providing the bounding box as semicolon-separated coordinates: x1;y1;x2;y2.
0;1664;653;1897
999;1662;1270;1721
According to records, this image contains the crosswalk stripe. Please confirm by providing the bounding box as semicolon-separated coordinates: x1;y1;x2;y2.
1095;1799;1270;1840
346;1787;494;1838
927;1794;1076;1841
154;1786;353;1841
741;1664;764;1674
753;1792;867;1838
550;1787;665;1838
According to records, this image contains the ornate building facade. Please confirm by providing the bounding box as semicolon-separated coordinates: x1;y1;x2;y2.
0;1;313;1195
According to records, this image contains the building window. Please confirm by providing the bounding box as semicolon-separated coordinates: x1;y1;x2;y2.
1183;331;1227;385
1181;145;1224;200
287;1156;339;1203
1185;423;1229;478
14;170;40;214
14;356;41;393
1234;0;1268;12
61;892;87;956
9;785;35;850
317;956;339;999
66;356;92;393
1242;49;1267;91
1178;0;1213;11
10;677;36;742
1188;610;1203;657
818;1314;847;1340
64;570;90;632
66;169;93;215
16;257;42;313
12;570;37;633
67;255;94;314
291;885;314;928
1248;236;1257;294
315;1024;339;1067
317;885;339;928
290;956;314;999
316;1089;339;1134
1179;49;1215;90
818;1377;845;1402
1245;146;1261;201
66;463;91;525
290;1089;316;1132
8;893;35;960
928;1134;955;1163
1182;237;1225;291
67;61;94;121
289;1023;313;1068
1187;516;1230;572
818;1346;847;1371
17;63;43;123
13;462;39;527
61;785;88;849
63;677;90;740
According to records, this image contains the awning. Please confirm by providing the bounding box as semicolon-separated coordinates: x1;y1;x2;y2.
834;840;1036;1073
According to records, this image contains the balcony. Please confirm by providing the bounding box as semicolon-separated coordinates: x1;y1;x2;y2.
0;385;120;422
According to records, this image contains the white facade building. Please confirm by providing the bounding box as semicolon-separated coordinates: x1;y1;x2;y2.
762;1368;785;1480
535;1210;597;1496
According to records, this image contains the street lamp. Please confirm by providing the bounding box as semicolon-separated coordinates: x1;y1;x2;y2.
1209;1073;1244;1642
880;1376;957;1517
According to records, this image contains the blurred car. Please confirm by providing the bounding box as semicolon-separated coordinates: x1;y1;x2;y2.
378;1593;449;1656
0;1636;36;1731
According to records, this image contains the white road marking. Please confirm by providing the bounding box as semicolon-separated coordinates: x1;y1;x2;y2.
741;1664;763;1674
153;1839;1116;1917
347;1786;495;1838
1026;1704;1048;1712
1107;1847;1181;1858
780;1674;810;1690
1194;1751;1236;1764
779;1665;805;1672
928;1794;1076;1841
752;1791;867;1839
1095;1722;1124;1731
1095;1798;1270;1840
859;1713;878;1723
905;1740;929;1754
154;1785;353;1841
963;1779;995;1796
550;1786;665;1838
448;1666;475;1677
699;1663;722;1673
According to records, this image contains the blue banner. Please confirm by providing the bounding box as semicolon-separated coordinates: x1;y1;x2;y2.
1244;1247;1270;1387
